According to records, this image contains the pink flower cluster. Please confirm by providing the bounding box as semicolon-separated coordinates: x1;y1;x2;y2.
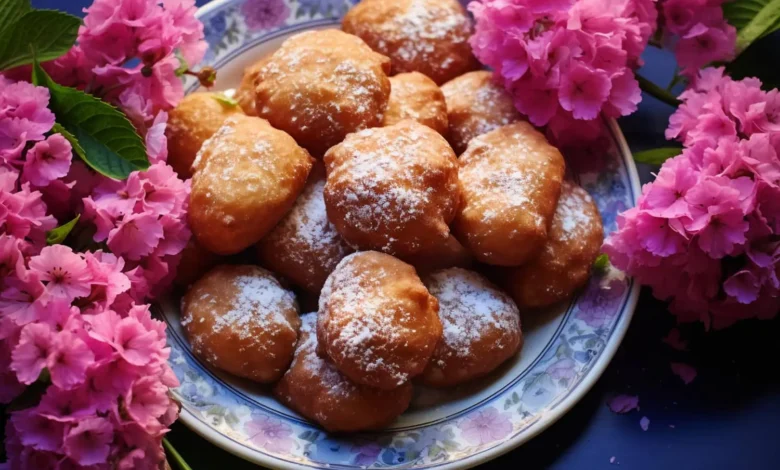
659;0;736;77
604;68;780;329
1;240;178;469
0;1;207;466
468;0;657;144
84;163;191;303
49;0;205;117
0;78;72;187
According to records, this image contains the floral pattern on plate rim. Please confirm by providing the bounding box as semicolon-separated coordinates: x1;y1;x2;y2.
164;0;638;468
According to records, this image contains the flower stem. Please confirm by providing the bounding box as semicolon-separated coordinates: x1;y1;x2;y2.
637;74;681;107
163;438;193;470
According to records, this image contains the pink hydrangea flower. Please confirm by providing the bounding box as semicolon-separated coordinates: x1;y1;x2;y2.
28;245;92;303
124;376;171;430
22;133;74;187
10;323;54;384
658;0;736;77
469;0;656;143
47;331;95;390
0;181;57;250
0;81;56;163
11;409;66;452
604;69;780;328
63;417;114;466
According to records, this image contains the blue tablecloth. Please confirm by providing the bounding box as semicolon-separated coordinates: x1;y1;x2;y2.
28;1;780;469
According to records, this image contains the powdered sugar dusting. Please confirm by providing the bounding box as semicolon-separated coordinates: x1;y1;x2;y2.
286;314;359;399
260;175;351;287
425;268;520;359
212;274;297;341
319;253;426;386
325;123;458;253
256;30;389;153
366;0;471;72
461;139;543;229
553;182;601;243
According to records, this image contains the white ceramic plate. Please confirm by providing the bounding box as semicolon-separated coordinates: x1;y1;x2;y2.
160;1;641;468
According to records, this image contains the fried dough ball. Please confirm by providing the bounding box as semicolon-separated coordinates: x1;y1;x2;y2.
342;0;478;85
324;120;459;257
181;265;301;383
505;181;604;308
420;268;522;387
165;92;244;179
251;30;391;157
256;165;352;294
454;122;565;266
383;72;448;135
235;59;268;116
174;239;223;288
317;252;442;390
399;235;472;273
274;314;413;432
189;115;313;255
441;71;523;155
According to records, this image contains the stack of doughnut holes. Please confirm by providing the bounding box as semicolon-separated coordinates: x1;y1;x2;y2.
172;0;604;433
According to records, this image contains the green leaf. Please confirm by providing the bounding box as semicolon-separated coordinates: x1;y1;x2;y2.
213;93;239;107
724;0;780;52
32;60;149;180
0;0;31;36
633;147;682;165
0;10;80;70
46;215;80;245
593;253;610;271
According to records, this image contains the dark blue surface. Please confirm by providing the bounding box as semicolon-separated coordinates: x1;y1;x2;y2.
32;1;780;469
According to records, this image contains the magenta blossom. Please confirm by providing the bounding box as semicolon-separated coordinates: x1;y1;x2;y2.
469;0;655;144
605;69;780;328
22;133;74;187
0;81;55;163
659;0;736;77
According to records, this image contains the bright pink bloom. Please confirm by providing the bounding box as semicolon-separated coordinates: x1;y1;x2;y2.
604;70;780;328
63;417;114;466
124;376;170;429
0;274;47;325
0;182;57;248
558;64;612;120
47;331;95;389
163;0;207;64
658;1;736;77
107;212;165;261
113;317;160;366
11;409;66;452
145;112;169;164
675;23;736;76
28;245;92;302
469;0;656;142
11;323;54;384
22;133;73;186
0;81;55;162
85;251;131;308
